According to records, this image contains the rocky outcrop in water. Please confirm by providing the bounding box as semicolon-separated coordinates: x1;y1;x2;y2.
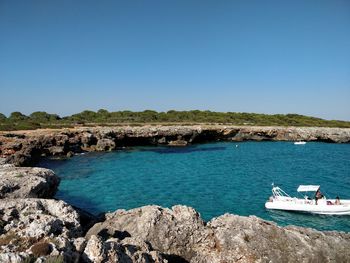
0;165;60;198
0;125;349;166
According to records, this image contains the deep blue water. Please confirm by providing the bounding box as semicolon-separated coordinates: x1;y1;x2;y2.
39;141;350;232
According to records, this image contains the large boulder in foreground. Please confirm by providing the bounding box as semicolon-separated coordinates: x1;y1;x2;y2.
86;205;350;263
0;165;60;199
86;205;211;261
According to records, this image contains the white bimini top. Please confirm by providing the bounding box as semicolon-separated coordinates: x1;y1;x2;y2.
297;185;320;192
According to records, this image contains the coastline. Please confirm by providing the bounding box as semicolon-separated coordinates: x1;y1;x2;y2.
1;125;350;262
1;125;349;166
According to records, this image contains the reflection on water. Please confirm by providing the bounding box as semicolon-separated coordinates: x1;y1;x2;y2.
140;146;227;154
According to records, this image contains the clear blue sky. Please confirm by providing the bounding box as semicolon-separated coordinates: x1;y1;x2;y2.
0;0;349;120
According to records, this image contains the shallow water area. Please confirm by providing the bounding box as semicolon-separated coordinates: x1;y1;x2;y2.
39;141;350;232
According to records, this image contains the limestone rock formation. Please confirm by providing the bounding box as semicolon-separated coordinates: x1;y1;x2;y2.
1;125;349;166
81;132;97;147
86;205;350;263
83;235;167;263
0;198;82;238
86;205;210;261
0;165;60;198
0;198;82;261
0;195;350;262
201;214;350;263
0;200;171;262
5;139;42;166
168;135;188;146
95;138;116;151
47;145;65;156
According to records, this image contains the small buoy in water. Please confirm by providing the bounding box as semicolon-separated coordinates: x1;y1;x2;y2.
235;144;239;148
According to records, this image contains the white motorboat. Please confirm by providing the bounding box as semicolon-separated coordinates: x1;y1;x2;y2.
294;141;306;145
265;185;350;215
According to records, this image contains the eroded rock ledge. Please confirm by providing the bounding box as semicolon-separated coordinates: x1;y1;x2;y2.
1;125;349;166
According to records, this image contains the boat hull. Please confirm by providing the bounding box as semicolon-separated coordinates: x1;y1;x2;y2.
265;199;350;215
294;141;306;145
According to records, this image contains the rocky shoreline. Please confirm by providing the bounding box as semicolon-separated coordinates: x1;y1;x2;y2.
1;165;350;262
1;125;350;262
1;125;349;166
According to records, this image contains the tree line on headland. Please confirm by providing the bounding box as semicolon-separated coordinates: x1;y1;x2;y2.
0;110;349;131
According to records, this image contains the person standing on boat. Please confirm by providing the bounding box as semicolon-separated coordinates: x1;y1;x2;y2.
315;188;324;205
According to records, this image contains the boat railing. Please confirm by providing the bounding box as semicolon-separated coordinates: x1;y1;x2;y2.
272;186;291;198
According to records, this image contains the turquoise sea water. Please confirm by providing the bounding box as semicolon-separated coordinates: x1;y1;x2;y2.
39;142;350;232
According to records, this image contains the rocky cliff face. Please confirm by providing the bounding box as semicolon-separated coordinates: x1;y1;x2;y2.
1;125;349;166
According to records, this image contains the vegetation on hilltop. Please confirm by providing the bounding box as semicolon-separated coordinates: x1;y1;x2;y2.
0;110;349;131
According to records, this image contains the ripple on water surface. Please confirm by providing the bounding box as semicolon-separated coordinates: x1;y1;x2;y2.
39;142;350;232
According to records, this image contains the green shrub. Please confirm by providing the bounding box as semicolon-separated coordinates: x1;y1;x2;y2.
0;110;349;130
9;111;29;121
